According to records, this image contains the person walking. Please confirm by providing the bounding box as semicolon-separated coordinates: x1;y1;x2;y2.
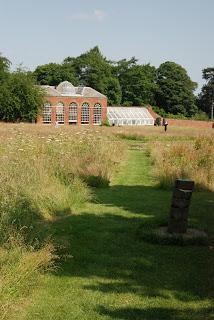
164;120;168;132
162;118;168;132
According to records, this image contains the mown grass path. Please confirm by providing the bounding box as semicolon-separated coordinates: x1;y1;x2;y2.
19;144;214;320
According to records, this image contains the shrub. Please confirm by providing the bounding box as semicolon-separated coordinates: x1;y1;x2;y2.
191;111;209;121
101;119;111;126
154;117;162;126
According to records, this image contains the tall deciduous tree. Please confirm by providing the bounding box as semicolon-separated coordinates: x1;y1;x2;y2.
115;58;157;106
34;63;78;86
198;67;214;119
0;70;44;122
0;54;10;82
156;61;198;116
64;46;122;105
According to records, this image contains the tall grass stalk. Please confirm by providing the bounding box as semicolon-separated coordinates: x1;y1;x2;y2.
0;123;125;318
149;136;214;191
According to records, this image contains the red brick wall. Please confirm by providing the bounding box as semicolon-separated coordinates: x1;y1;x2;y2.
166;118;214;129
37;96;107;125
147;107;214;129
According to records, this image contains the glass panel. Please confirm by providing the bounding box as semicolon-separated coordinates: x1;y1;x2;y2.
107;107;154;125
43;103;52;123
81;103;89;124
93;103;102;124
69;103;78;122
56;103;64;124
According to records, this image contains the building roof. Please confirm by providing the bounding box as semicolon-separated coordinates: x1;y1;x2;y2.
41;81;106;98
107;107;154;125
108;107;154;120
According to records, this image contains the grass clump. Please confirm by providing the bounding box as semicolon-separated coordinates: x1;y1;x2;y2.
0;233;55;319
149;135;214;191
83;175;110;188
0;124;125;318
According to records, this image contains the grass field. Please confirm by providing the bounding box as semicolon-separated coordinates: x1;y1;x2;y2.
0;124;214;320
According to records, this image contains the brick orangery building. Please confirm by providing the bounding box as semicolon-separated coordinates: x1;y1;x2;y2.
37;81;107;125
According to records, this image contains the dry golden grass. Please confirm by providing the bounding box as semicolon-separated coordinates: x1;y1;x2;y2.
106;124;214;191
0;123;125;319
0;235;55;320
110;124;214;140
0;123;125;223
149;135;214;191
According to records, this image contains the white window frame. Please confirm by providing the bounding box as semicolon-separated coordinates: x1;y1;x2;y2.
43;102;52;124
93;103;102;125
81;103;90;124
69;103;78;123
56;102;64;124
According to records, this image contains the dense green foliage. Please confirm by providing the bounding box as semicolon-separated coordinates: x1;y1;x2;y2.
114;58;157;106
0;54;10;82
34;62;78;86
33;47;201;115
153;106;209;121
64;47;122;105
0;55;44;122
0;49;213;119
155;62;198;116
198;67;214;118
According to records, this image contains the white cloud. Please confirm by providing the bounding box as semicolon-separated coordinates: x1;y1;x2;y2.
93;9;106;21
70;9;106;22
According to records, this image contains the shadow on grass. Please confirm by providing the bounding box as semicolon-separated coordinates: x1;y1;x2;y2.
27;181;213;320
49;185;214;307
98;305;214;320
93;185;171;215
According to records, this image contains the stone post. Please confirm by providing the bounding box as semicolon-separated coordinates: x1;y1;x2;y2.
168;179;194;234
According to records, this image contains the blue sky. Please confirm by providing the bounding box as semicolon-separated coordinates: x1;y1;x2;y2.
0;0;213;92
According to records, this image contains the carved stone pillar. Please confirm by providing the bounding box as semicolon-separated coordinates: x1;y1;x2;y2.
168;179;194;234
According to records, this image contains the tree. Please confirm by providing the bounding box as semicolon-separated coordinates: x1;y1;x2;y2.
64;46;110;89
33;63;78;86
198;67;214;119
155;61;198;116
0;70;44;122
103;77;122;105
115;58;157;106
64;46;122;105
0;54;10;82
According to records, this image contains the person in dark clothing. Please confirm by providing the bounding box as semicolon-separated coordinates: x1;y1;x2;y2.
162;118;168;132
164;120;168;131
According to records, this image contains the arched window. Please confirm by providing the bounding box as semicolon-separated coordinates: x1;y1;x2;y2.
69;103;78;124
43;102;52;124
56;102;64;124
81;103;89;124
93;103;102;124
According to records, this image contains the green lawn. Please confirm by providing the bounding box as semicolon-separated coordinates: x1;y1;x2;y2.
18;142;214;320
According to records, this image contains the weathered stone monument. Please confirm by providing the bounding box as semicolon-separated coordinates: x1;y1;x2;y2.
142;178;208;245
168;179;194;234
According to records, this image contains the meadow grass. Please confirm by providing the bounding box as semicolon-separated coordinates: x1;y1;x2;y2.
0;123;125;319
0;123;213;320
6;124;213;320
149;135;214;191
111;125;214;191
111;125;214;142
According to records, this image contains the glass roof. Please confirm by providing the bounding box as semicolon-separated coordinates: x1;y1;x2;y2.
56;81;76;96
107;107;154;125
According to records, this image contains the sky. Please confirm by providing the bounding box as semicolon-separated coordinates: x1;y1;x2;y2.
0;0;213;92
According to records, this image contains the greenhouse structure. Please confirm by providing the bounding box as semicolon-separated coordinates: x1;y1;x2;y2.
107;107;154;126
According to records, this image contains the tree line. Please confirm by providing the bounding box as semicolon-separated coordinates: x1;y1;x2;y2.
0;46;213;122
0;56;43;122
